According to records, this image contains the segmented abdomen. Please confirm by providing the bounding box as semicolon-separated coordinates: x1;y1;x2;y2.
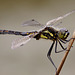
0;30;38;36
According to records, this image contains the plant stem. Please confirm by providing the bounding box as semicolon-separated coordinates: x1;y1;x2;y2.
55;31;75;75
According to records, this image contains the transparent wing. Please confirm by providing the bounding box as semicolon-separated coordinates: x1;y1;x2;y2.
11;33;38;49
22;19;44;27
11;36;31;49
46;9;75;26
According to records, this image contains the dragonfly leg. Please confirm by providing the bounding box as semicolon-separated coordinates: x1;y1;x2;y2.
59;39;67;44
59;38;75;44
55;40;67;53
47;41;57;71
64;38;75;42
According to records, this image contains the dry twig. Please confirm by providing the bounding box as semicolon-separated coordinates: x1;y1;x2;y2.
55;31;75;75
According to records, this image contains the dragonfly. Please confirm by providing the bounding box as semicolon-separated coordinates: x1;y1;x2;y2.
0;10;75;71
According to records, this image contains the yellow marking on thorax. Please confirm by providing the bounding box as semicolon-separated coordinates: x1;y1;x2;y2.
49;32;53;37
44;30;54;37
41;34;48;39
40;30;54;39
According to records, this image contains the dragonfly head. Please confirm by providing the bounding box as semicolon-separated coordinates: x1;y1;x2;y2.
58;28;69;40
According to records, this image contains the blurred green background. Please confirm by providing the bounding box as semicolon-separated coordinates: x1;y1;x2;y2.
0;0;75;75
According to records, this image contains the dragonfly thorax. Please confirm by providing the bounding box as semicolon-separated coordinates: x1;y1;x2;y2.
34;27;58;40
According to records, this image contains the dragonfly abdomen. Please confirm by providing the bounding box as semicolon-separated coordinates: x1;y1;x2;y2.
0;30;38;36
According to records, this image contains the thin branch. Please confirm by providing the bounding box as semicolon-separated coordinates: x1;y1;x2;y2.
55;31;75;75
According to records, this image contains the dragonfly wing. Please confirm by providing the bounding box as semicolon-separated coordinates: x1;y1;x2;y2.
46;10;75;26
22;19;43;27
11;36;31;49
11;33;38;49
